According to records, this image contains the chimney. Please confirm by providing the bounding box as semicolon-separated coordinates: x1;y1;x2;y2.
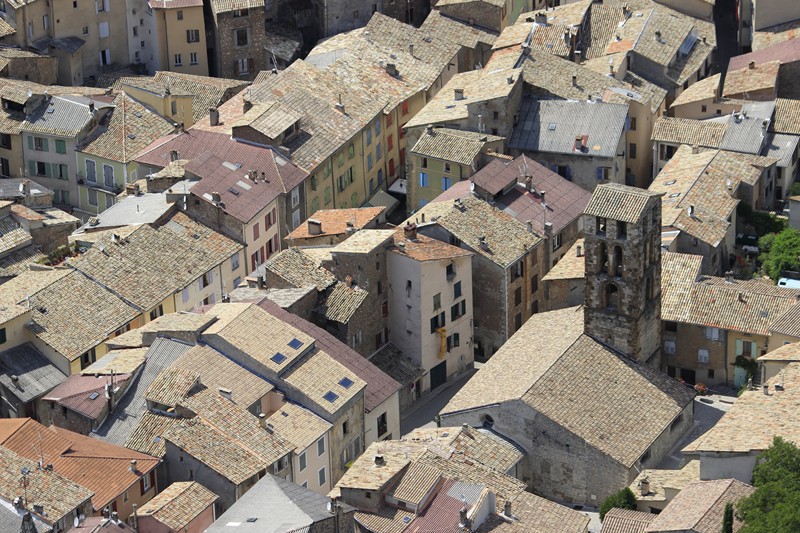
307;218;322;235
243;97;252;113
544;222;553;238
170;149;179;162
133;183;140;196
374;454;385;466
10;375;18;382
640;477;650;496
479;236;489;251
426;124;435;135
21;179;30;196
503;500;512;517
21;513;36;533
724;271;734;283
335;94;345;114
574;134;583;151
111;512;119;523
563;28;570;44
211;191;221;204
209;107;220;126
459;507;471;529
571;75;577;86
454;88;464;101
688;204;695;217
738;292;746;303
408;43;414;56
88;102;95;114
540;190;546;204
654;30;662;41
258;413;267;428
507;75;514;85
576;244;583;257
534;11;547;24
403;222;417;240
218;387;233;401
130;459;137;473
749;60;756;70
526;220;533;233
691;144;699;154
763;384;769;395
385;63;398;77
702;36;706;43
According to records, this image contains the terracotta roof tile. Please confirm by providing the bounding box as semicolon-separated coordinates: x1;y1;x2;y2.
265;402;331;451
314;281;369;324
287;207;384;241
769;303;800;338
600;508;655;533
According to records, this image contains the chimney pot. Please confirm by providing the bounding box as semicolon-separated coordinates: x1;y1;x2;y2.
130;459;137;472
426;124;434;135
211;191;221;204
763;384;769;395
403;222;417;241
504;500;512;516
454;88;464;101
374;454;385;466
209;107;219;126
571;75;577;86
307;218;323;235
749;60;756;69
258;412;267;428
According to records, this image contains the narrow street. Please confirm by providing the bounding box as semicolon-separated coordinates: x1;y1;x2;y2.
400;371;475;436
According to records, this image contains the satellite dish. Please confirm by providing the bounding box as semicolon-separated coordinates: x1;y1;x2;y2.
26;89;32;98
469;182;475;192
74;517;80;527
21;467;29;475
326;501;333;513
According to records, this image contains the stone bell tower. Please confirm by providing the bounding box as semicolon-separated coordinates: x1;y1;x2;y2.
582;183;662;367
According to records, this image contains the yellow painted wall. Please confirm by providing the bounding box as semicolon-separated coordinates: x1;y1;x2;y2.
154;5;209;76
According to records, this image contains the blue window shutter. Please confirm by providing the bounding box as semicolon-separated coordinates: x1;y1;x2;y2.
596;167;603;181
566;167;572;181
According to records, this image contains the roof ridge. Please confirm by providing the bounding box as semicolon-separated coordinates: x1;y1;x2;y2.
697;479;736;526
144;481;194;515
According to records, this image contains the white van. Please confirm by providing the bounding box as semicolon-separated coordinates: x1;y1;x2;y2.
778;278;800;289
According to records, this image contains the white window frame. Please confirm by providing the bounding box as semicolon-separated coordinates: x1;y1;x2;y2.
705;327;720;341
174;53;183;66
698;349;710;364
190;52;198;65
664;340;676;354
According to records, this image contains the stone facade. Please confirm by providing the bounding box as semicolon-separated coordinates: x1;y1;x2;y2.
583;197;662;366
211;7;270;81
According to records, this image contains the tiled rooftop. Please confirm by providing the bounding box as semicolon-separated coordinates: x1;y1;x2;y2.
769;302;800;338
419;10;497;51
542;239;585;281
628;459;700;503
79;93;176;163
723;60;780;98
0;418;159;512
584;182;660;224
600;508;655;533
651;116;727;147
671;73;720;106
137;482;218;531
753;19;800;51
333;229;396;254
759;341;800;362
262;248;337;291
391;228;473;263
647;479;755;532
405;67;521;128
0;445;93;525
314;281;369;324
287;207;384;241
684;363;800;453
414;195;540;267
282;349;367;415
410;127;503;166
443;305;694;467
203;303;315;378
265;402;331;451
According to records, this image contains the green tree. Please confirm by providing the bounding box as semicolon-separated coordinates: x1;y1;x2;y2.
789;181;800;197
739;437;800;532
723;501;734;533
758;229;800;281
599;487;637;520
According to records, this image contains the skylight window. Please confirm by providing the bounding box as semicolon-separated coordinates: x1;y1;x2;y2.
669;193;681;198
339;377;354;389
323;391;339;403
88;392;99;400
288;338;303;350
548;123;557;131
271;352;287;364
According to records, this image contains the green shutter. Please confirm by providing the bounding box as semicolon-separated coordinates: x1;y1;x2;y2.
27;136;33;150
28;160;35;176
42;138;49;152
44;162;52;178
736;339;743;356
55;140;66;154
751;341;758;357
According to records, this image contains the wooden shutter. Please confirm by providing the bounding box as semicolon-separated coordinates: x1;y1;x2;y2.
736;339;743;356
28;160;35;176
42;138;49;152
27;135;33;150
